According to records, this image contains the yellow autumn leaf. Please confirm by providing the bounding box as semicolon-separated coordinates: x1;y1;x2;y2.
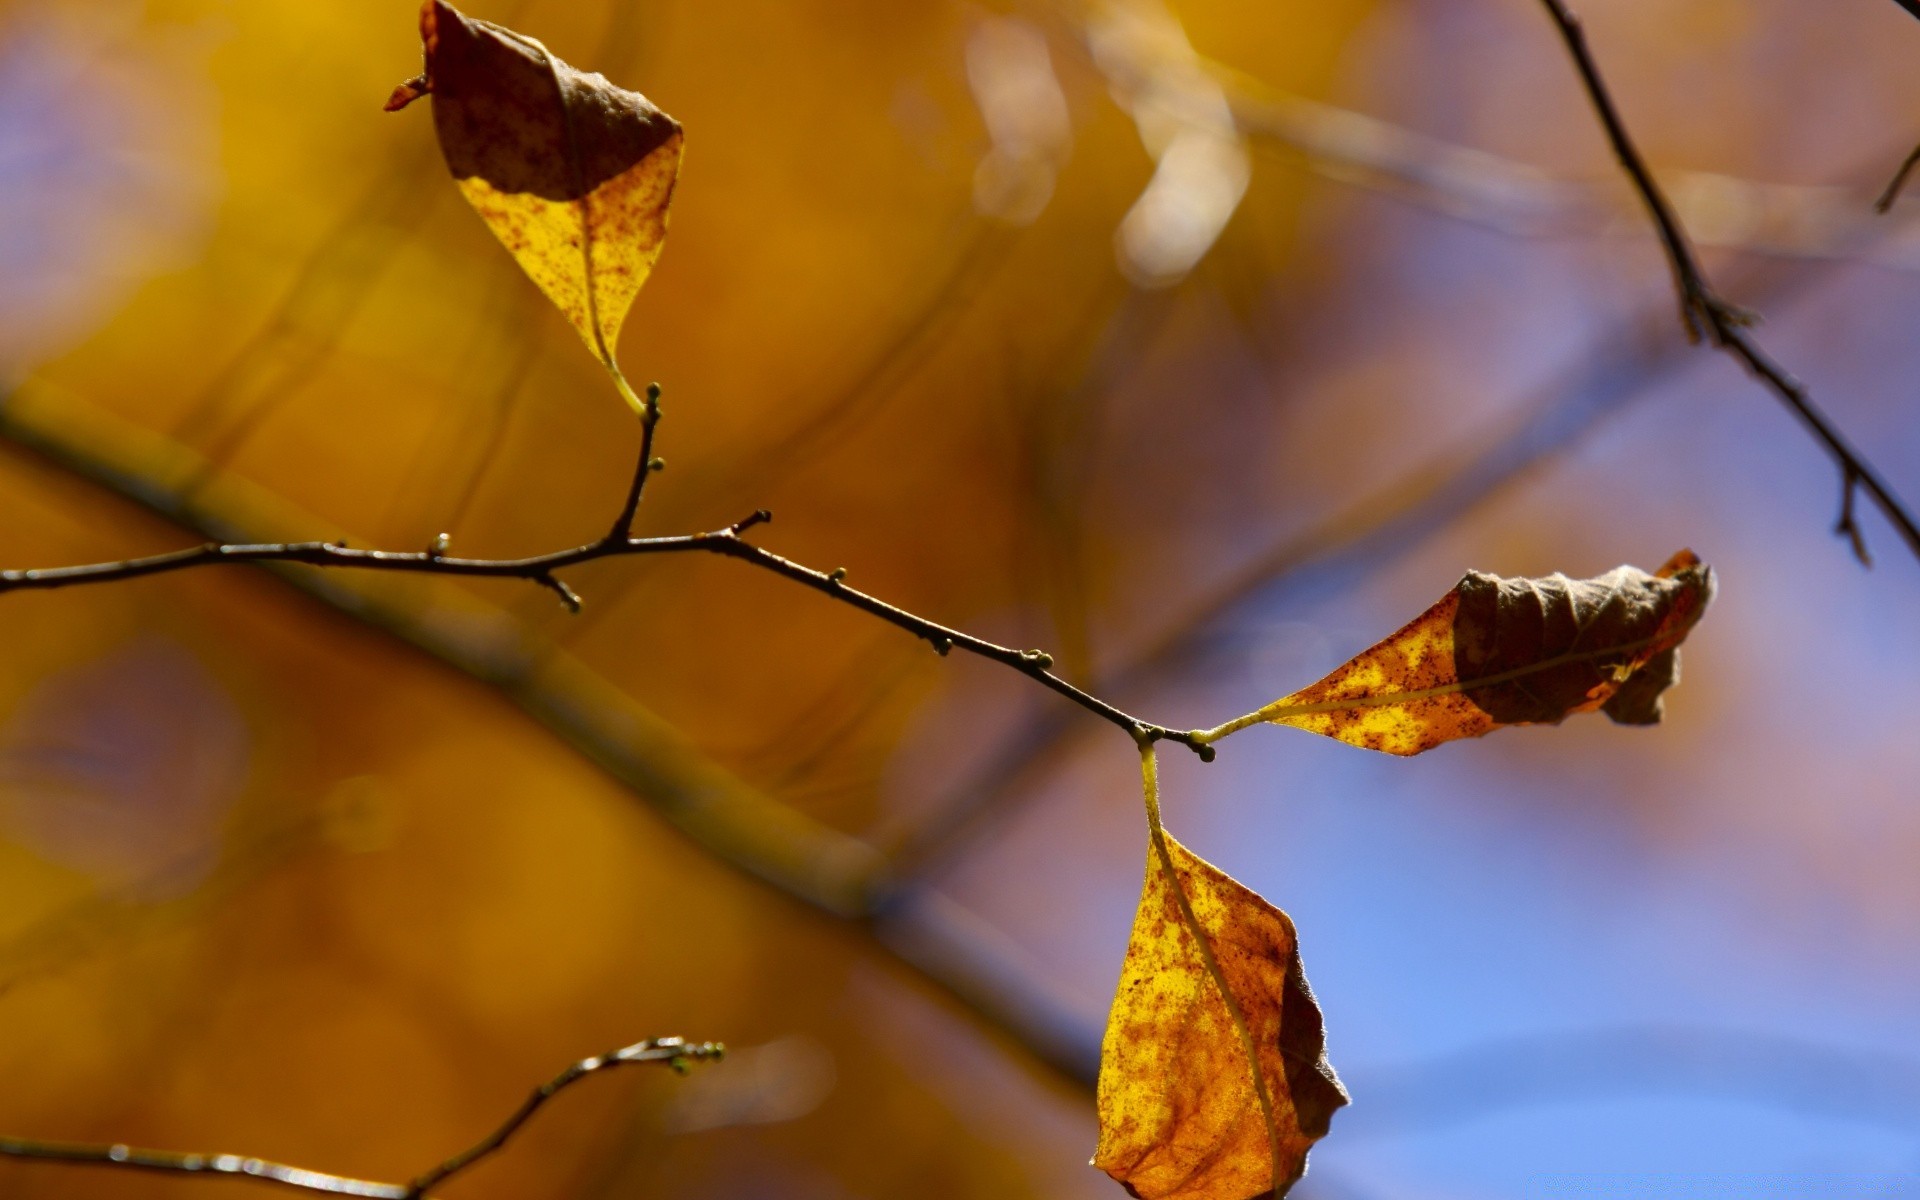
1199;549;1714;756
1096;807;1346;1199
388;0;683;413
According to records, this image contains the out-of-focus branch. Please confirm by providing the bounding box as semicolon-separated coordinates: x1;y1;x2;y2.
878;6;1920;884
0;378;1111;1087
882;226;1880;883
1054;4;1920;269
1536;0;1920;567
882;307;1671;880
0;1037;721;1198
1217;59;1920;262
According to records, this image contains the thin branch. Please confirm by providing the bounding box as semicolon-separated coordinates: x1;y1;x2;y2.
608;382;664;541
0;1038;721;1199
535;571;584;614
403;1038;721;1197
0;414;1214;759
1051;4;1920;269
548;216;1020;648
0;1138;407;1198
1874;137;1920;213
1536;0;1920;567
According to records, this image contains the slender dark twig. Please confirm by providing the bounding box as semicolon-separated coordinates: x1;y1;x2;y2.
1536;0;1920;567
403;1038;721;1197
1874;137;1920;213
0;1137;406;1198
0;1038;721;1198
608;382;664;541
0;412;1214;759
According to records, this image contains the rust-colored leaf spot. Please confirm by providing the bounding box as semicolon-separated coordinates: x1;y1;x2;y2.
1245;549;1713;755
1095;830;1346;1200
390;1;683;409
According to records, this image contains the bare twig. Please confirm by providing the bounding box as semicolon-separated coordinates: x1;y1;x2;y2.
1536;0;1920;567
1874;137;1920;213
0;402;1214;759
402;1038;721;1197
0;1137;407;1198
0;1038;721;1198
608;382;664;541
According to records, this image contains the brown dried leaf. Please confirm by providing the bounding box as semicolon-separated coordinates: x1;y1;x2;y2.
1095;830;1346;1200
1242;549;1713;755
391;2;683;407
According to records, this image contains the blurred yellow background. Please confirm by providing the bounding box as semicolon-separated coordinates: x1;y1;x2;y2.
2;0;1920;1196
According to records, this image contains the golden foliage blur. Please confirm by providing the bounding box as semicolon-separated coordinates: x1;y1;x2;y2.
0;0;1388;1196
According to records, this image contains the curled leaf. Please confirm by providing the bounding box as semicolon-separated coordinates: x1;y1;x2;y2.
391;1;683;407
1096;831;1346;1200
1242;549;1713;756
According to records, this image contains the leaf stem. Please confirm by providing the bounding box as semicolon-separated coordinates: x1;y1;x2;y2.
605;363;650;419
1189;711;1264;746
1136;739;1282;1193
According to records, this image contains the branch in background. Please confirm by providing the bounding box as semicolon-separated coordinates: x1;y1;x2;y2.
6;1;1911;1129
0;1038;722;1199
883;201;1903;885
880;308;1680;882
1537;0;1920;567
0;389;1214;761
1059;9;1920;271
0;378;1107;1085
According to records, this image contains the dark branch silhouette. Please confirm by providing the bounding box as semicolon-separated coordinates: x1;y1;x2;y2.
1536;0;1920;567
607;381;665;543
0;389;1213;760
0;1037;721;1198
1875;137;1920;213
